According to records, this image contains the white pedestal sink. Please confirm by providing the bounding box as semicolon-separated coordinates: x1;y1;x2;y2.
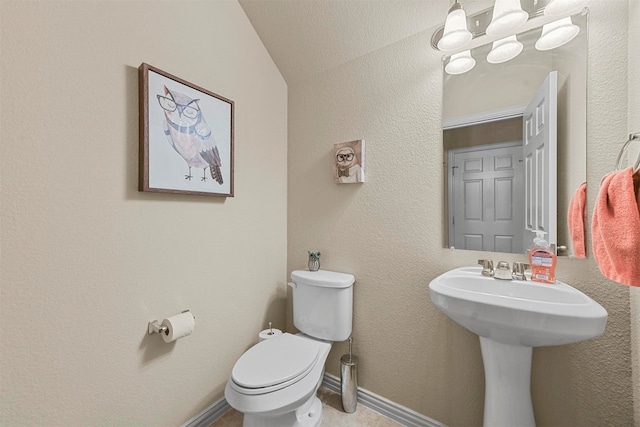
429;267;607;427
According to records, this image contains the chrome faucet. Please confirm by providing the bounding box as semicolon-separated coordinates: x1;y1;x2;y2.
478;259;494;277
494;261;512;280
479;259;530;280
512;262;530;281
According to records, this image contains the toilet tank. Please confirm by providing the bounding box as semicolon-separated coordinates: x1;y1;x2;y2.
290;270;355;341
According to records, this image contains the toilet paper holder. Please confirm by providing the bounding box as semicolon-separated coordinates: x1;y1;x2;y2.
148;309;194;336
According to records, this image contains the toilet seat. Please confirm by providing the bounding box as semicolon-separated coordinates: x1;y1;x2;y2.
230;333;320;395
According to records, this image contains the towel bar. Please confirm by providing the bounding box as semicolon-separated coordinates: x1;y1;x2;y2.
614;132;640;171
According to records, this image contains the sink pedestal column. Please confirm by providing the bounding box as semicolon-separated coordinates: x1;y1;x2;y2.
479;337;535;427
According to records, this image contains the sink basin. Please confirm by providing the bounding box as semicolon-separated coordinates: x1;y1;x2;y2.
429;266;607;347
429;266;608;427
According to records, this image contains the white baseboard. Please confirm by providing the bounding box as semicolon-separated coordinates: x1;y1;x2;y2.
184;374;447;427
321;373;448;427
182;396;230;427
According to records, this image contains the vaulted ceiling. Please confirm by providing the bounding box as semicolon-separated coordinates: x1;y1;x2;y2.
238;0;474;85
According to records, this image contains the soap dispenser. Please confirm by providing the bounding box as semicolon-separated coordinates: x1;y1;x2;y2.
528;231;556;284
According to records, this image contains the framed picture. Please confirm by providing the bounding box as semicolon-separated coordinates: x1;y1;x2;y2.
139;63;234;197
333;140;365;184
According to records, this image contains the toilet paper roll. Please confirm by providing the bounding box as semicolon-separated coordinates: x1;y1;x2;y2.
161;311;195;343
259;328;283;342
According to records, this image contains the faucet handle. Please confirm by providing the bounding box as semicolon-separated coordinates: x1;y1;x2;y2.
512;262;530;280
494;261;512;279
496;261;510;270
478;259;494;277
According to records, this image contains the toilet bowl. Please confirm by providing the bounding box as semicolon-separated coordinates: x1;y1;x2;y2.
225;333;331;427
224;269;355;427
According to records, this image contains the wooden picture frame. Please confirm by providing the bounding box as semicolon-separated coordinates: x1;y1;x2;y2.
139;63;234;197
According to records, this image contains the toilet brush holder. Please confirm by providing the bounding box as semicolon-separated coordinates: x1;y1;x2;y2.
340;337;358;413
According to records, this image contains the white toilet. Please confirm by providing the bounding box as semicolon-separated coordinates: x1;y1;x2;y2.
225;269;355;427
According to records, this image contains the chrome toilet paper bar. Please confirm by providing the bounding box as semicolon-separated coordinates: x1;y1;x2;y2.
148;309;193;336
148;320;168;335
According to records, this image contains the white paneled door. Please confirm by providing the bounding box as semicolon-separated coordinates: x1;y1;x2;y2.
450;142;524;253
523;71;558;250
448;71;558;254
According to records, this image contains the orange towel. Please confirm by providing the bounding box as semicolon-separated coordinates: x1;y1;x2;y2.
592;167;640;287
567;182;587;258
635;170;640;214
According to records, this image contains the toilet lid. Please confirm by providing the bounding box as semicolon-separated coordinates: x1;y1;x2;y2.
231;333;320;389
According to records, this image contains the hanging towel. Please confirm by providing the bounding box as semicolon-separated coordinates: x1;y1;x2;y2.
567;182;587;258
592;167;640;287
634;169;640;214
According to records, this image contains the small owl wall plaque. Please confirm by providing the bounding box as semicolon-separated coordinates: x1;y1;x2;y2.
334;140;365;184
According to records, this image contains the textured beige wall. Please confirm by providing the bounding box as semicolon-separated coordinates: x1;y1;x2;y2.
629;0;640;424
288;1;634;426
0;1;287;426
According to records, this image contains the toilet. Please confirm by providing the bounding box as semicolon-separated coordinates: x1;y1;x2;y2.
224;269;355;427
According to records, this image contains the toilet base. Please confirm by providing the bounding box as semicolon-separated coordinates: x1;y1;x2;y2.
242;393;323;427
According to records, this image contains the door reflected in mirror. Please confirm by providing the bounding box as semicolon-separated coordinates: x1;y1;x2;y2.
442;11;587;257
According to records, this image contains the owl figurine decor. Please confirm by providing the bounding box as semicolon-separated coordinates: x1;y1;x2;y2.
139;63;234;197
334;140;365;184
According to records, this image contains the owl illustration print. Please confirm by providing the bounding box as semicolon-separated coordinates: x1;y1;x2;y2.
157;86;223;184
334;140;365;184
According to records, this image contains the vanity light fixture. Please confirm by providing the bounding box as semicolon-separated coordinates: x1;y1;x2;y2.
434;0;588;75
438;0;473;51
445;50;476;75
535;17;580;51
487;35;524;64
544;0;588;17
485;0;529;37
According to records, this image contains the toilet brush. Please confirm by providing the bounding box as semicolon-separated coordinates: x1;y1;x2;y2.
340;337;358;413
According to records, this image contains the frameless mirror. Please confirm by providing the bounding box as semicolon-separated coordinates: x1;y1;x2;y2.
442;11;587;257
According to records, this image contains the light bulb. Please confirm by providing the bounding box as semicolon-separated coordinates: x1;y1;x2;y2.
445;50;476;75
486;0;529;37
438;3;472;51
544;0;588;17
487;35;523;64
535;17;580;51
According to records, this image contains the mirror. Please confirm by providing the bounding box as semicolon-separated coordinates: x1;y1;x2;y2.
442;11;587;257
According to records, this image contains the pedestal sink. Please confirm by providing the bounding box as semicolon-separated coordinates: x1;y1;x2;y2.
429;267;607;427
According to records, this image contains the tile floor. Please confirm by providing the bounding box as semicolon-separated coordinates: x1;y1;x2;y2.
210;387;403;426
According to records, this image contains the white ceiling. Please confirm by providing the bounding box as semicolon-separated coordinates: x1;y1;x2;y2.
238;0;464;85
